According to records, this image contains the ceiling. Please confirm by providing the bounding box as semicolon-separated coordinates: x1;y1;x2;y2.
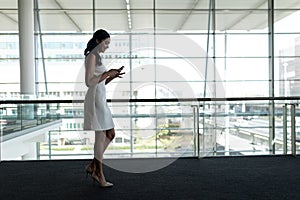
0;0;300;32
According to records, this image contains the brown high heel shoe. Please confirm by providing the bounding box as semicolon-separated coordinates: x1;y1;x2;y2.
91;158;113;188
85;158;95;178
91;172;113;188
85;164;93;178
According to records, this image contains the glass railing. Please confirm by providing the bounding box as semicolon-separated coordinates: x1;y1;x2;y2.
1;97;299;160
0;103;60;137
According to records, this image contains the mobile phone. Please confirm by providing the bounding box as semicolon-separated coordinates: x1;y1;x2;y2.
119;66;124;71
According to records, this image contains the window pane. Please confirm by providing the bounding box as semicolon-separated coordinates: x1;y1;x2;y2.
223;34;268;57
275;11;300;33
274;34;300;57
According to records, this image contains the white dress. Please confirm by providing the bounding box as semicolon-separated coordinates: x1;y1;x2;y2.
84;62;114;131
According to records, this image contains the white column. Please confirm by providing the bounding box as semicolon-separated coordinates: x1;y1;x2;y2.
18;0;35;95
18;0;35;119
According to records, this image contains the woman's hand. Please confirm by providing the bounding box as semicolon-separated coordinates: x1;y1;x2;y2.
108;67;125;79
105;67;125;85
108;69;119;78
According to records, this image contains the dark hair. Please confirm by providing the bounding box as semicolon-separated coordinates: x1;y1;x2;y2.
84;29;110;56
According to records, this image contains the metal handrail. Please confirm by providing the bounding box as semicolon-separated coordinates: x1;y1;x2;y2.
1;96;300;104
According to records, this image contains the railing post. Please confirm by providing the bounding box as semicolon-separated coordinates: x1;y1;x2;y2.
290;104;296;157
48;130;51;160
191;105;200;158
192;106;196;156
0;106;2;162
283;104;288;154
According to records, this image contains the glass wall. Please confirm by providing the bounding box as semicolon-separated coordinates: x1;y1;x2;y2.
0;0;300;160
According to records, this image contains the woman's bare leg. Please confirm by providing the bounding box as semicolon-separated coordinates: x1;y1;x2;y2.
94;130;109;161
104;128;115;150
92;129;115;187
93;131;109;183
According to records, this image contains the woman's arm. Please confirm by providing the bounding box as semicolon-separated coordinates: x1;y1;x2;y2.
85;54;111;87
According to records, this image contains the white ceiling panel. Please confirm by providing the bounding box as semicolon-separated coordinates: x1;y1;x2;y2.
0;11;17;31
0;14;17;31
40;12;79;32
194;0;210;9
67;12;94;32
0;0;17;9
95;10;128;31
156;11;187;31
40;11;93;32
215;0;268;9
182;12;209;31
38;0;92;9
228;12;268;30
275;0;300;9
0;0;300;32
95;0;125;9
216;10;268;31
38;0;61;9
131;11;153;30
131;0;153;9
156;14;182;31
55;0;93;9
156;0;196;9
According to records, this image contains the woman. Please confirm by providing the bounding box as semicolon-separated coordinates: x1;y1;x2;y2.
83;29;124;187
